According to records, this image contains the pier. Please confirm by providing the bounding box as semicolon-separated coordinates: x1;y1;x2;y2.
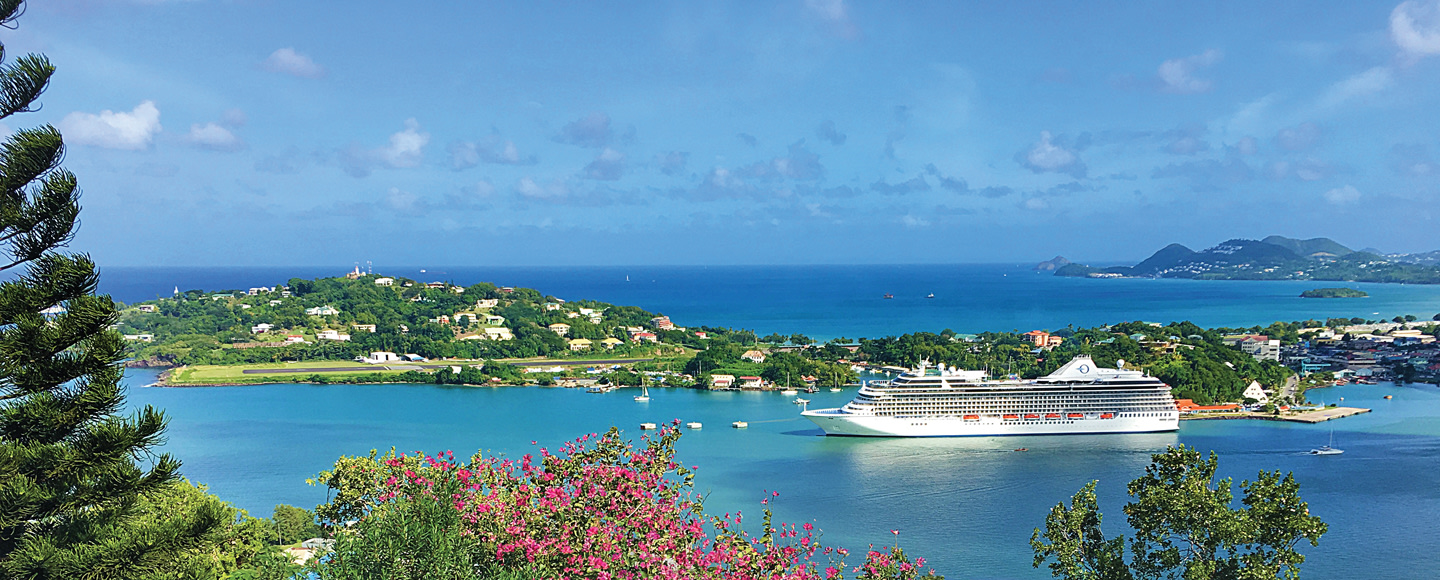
1182;407;1371;424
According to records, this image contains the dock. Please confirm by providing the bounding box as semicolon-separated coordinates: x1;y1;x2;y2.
1183;407;1371;424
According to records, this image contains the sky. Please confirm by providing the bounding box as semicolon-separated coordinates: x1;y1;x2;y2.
7;0;1440;266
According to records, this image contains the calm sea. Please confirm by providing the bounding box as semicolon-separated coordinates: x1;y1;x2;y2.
100;264;1440;339
126;369;1439;580
107;265;1440;578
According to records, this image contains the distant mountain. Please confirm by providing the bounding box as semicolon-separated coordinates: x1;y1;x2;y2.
1033;256;1071;271
1259;235;1353;259
1052;236;1440;284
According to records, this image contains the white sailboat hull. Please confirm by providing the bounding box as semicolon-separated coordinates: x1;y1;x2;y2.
801;409;1179;437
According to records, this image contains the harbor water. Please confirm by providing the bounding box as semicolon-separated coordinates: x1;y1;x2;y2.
128;370;1440;580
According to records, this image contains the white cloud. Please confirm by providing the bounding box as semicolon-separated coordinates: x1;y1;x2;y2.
186;122;243;151
1323;184;1361;204
516;177;569;199
1315;66;1393;110
1158;49;1222;94
379;118;428;168
60;101;162;150
263;48;326;78
385;187;418;210
900;214;930;227
1024;198;1050;210
582;147;626;181
1018;131;1085;178
805;0;859;38
1392;0;1440;57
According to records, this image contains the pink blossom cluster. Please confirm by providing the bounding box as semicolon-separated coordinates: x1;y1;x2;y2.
364;422;940;580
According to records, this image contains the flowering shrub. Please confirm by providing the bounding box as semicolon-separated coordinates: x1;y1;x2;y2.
309;422;941;579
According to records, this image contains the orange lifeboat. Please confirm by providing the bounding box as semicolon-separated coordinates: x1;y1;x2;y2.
1044;413;1061;419
1066;413;1084;419
1100;413;1115;419
1002;414;1019;420
1024;414;1041;419
963;415;980;421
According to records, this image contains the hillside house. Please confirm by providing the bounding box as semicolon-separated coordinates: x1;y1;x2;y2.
632;332;658;343
651;316;675;330
454;312;479;326
738;376;764;389
710;374;736;389
426;282;446;289
351;324;377;333
137;304;157;313
123;334;154;342
251;323;274;334
476;299;499;308
548;323;571;336
484;314;506;325
305;305;339;316
600;337;624;349
374;277;394;286
483;327;514;341
268;300;283;306
1242;381;1269;404
545;303;562;311
568;338;592;351
741;350;767;363
284;335;307;344
316;330;351;341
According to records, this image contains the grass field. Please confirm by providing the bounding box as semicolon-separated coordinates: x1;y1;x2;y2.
165;361;420;385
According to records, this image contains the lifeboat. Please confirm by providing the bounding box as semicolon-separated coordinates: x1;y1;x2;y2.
1024;414;1041;419
1100;413;1115;419
963;415;980;421
1066;413;1084;419
1002;414;1019;420
1045;413;1061;419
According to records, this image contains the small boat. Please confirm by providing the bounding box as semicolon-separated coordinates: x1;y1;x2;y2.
805;387;818;393
829;387;841;392
732;421;748;429
586;385;611;393
639;423;657;430
1310;430;1342;455
1013;448;1028;452
780;388;798;395
926;293;935;299
634;386;650;402
1066;413;1084;419
793;398;810;405
686;422;702;429
1002;414;1019;420
883;293;894;299
1384;395;1393;400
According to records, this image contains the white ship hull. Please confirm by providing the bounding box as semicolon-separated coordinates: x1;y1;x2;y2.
802;408;1179;437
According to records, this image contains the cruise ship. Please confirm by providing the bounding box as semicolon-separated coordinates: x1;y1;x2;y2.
801;355;1179;437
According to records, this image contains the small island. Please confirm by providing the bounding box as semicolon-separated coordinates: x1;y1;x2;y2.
1300;288;1368;298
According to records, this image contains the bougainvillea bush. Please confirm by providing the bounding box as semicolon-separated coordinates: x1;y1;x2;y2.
307;422;940;580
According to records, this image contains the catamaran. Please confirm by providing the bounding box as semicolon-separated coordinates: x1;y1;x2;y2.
801;355;1179;437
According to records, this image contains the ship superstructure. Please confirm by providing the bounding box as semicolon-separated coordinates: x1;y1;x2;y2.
801;355;1179;437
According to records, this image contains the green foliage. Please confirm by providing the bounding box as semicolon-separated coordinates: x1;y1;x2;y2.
1032;445;1327;580
269;504;322;546
1299;288;1367;298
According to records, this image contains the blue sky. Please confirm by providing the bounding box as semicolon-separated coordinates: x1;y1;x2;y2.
8;1;1440;266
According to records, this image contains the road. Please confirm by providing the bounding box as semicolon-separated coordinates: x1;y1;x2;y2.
239;358;655;375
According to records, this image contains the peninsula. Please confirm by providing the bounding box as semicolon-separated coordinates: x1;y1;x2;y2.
1052;235;1440;284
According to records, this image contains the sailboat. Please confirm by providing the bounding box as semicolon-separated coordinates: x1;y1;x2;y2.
1310;430;1343;455
634;386;649;402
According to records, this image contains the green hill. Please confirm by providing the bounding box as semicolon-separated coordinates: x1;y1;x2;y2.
1261;235;1354;259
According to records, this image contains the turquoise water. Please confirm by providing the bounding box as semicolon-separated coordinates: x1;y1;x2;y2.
127;369;1440;579
100;264;1440;339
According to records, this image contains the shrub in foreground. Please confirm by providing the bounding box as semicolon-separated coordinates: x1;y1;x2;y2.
310;424;940;579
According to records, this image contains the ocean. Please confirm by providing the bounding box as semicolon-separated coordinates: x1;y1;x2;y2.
101;265;1440;578
100;264;1440;339
127;371;1439;580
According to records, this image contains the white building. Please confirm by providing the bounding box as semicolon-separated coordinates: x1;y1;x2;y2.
1239;339;1281;362
476;299;499;309
483;327;514;341
251;323;274;334
374;277;395;286
316;329;351;341
363;351;401;364
305;305;339;316
1242;381;1269;404
123;334;154;342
